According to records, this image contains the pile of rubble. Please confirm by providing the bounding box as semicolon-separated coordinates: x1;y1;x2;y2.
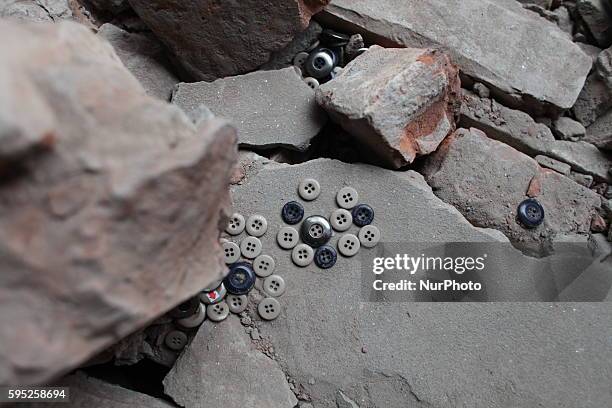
0;0;611;407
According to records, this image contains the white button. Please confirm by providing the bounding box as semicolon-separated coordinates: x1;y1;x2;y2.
331;66;343;78
225;213;245;235
298;178;321;201
292;243;314;267
253;254;275;277
263;275;286;297
358;225;381;248
337;234;360;257
206;301;230;322
227;294;248;314
330;208;353;232
200;283;226;305
277;226;299;249
258;297;281;321
293;51;309;67
304;77;319;90
240;236;262;259
246;214;268;237
164;330;188;351
176;303;206;328
336;187;359;209
222;241;240;264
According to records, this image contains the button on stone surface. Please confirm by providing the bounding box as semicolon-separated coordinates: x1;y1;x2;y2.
240;236;263;259
176;303;207;329
281;201;305;225
222;241;241;264
227;294;248;314
200;283;227;305
517;199;545;228
224;262;256;295
352;204;375;227
165;330;188;351
358;225;381;248
292;243;315;267
337;234;360;257
253;254;276;277
298;178;321;200
246;214;268;237
314;245;338;269
258;297;282;321
169;296;200;319
330;208;353;231
336;186;359;209
206;301;230;322
225;213;246;235
301;215;333;247
277;226;300;249
263;275;286;297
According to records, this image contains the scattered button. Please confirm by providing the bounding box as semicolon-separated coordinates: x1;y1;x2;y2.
352;204;374;227
356;47;369;57
168;296;200;319
293;51;309;67
330;208;353;232
164;330;188;351
314;245;338;269
240;236;262;259
224;262;256;295
305;48;335;79
338;233;361;257
176;303;206;329
304;77;320;90
258;297;281;321
358;225;380;248
282;201;305;225
301;215;333;247
206;301;230;322
517;198;545;228
227;294;248;314
253;254;275;278
246;214;268;237
222;240;241;264
331;66;343;79
277;226;299;250
298;178;321;201
225;213;246;235
202;278;223;292
263;275;286;297
336;186;359;209
291;243;315;267
200;283;227;305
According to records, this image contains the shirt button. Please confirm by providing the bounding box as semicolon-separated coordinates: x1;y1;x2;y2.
263;274;286;297
338;233;361;257
224;262;256;295
305;48;335;79
336;186;359;209
206;301;230;322
226;294;248;314
277;226;299;249
314;245;338;269
165;330;188;351
303;77;320;90
246;214;268;237
298;178;321;201
300;215;333;247
221;240;241;264
240;236;262;259
281;201;305;225
292;243;315;267
358;225;381;248
176;303;206;329
225;213;245;235
517;198;545;228
330;208;353;232
168;296;200;319
352;204;374;227
253;254;275;277
293;51;309;67
258;297;281;321
200;283;227;305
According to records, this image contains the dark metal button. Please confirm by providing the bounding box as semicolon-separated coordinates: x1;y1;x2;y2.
305;48;335;79
224;262;256;295
300;215;333;248
168;296;200;319
314;245;337;269
282;201;305;225
352;204;374;227
517;198;545;228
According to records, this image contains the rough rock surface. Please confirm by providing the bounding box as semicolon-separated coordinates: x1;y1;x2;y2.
535;155;572;175
316;46;460;168
547;140;612;182
128;0;330;81
552;116;587;141
319;0;591;112
577;0;612;47
164;316;297;408
0;0;72;21
585;108;612;150
0;20;237;385
260;21;322;71
173;67;327;152
573;73;612;126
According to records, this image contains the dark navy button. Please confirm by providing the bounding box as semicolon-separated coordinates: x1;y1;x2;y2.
282;201;304;225
224;262;256;295
301;215;333;248
352;204;374;227
517;198;545;228
168;296;200;319
314;245;337;269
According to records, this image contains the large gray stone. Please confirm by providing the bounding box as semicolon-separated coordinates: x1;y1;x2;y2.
573;73;612;126
585;108;612;150
0;0;72;21
552;117;587;141
173;67;326;152
577;0;612;47
316;46;461;168
547;140;612;182
319;0;591;112
0;20;237;385
164;316;297;408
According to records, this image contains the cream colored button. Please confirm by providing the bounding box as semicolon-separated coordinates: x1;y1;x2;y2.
176;303;206;328
337;233;360;257
240;236;262;259
330;208;352;232
298;178;321;201
336;187;359;209
164;330;188;351
263;275;286;297
258;297;281;321
358;225;381;248
227;294;248;314
206;301;230;322
225;213;245;235
253;254;275;277
246;214;268;237
304;77;319;90
277;226;299;250
222;241;240;264
292;243;314;267
293;51;309;67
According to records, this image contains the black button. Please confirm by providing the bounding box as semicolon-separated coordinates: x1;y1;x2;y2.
320;29;350;47
282;201;304;225
305;48;336;79
352;204;374;227
168;296;200;319
517;198;545;228
300;215;333;248
314;245;337;269
224;262;256;295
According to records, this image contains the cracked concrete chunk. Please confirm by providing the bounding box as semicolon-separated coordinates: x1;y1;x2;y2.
0;20;237;385
573;73;612;126
316;46;460;168
319;0;591;112
577;0;612;47
552;117;586;141
535;155;572;175
585;109;612;150
547;140;612;182
173;67;327;152
164;316;297;408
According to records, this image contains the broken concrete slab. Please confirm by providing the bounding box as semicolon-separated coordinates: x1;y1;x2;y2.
164;315;297;408
573;73;612;126
319;0;591;113
0;20;237;385
535;155;572;175
552;116;587;141
128;0;330;81
316;46;460;168
577;0;612;47
173;67;327;152
97;24;179;101
547;140;612;182
585;108;612;150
